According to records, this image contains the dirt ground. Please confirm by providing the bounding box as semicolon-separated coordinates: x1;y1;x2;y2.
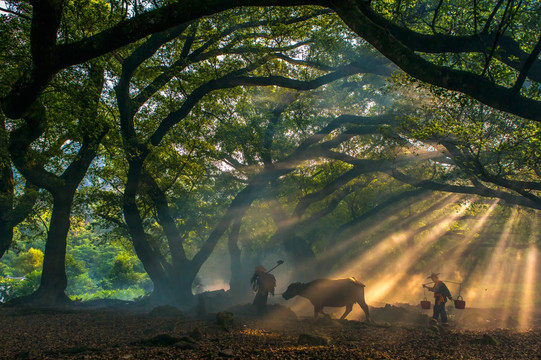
0;301;539;359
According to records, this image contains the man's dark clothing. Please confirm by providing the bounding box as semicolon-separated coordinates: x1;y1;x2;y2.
250;267;276;312
433;299;448;323
428;280;452;323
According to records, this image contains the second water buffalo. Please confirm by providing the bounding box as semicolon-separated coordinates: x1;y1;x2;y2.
282;277;370;321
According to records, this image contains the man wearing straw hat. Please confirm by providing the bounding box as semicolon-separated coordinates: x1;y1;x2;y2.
423;272;453;325
250;265;277;313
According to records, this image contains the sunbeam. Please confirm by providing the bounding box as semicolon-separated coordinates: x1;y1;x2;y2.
328;193;460;277
518;245;539;330
464;208;519;308
442;199;500;271
500;251;523;328
332;195;471;305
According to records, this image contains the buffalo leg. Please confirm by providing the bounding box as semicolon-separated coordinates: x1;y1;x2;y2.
358;300;370;321
340;304;353;320
314;306;330;318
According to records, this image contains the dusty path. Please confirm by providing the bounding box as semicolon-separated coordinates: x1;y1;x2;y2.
0;304;539;359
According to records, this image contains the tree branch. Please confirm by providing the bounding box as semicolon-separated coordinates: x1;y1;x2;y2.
511;34;541;95
149;60;367;146
0;6;31;20
330;1;541;122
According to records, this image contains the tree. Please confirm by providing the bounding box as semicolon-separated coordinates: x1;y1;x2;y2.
6;60;109;305
0;1;118;305
110;7;392;305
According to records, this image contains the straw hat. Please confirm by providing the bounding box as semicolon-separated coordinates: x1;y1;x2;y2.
427;272;440;279
255;265;267;273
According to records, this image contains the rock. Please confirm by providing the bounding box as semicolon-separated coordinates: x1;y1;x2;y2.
267;304;298;320
428;325;441;333
481;334;499;345
218;348;234;357
216;311;234;329
188;327;203;341
179;336;197;344
194;289;231;316
148;305;184;317
14;351;30;359
298;333;330;346
175;340;197;350
371;304;429;325
225;303;297;320
135;334;182;346
313;316;341;327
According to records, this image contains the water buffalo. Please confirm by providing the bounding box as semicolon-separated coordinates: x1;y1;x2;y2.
282;277;370;321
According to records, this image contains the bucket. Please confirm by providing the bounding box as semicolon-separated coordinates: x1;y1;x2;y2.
454;295;465;309
420;300;431;309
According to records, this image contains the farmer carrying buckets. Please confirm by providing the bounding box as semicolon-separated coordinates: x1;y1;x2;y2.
423;272;453;325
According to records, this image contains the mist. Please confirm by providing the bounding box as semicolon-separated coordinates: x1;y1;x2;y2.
193;187;540;330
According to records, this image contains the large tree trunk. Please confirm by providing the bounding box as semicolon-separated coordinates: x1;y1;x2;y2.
0;117;38;259
6;62;107;306
146;269;196;307
228;216;245;299
126;173;268;307
123;161;169;284
124;160;199;307
0;121;14;258
0;181;39;259
0;226;13;259
33;193;73;305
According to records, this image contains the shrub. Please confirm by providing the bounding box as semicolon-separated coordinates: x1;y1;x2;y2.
0;270;41;302
107;252;141;289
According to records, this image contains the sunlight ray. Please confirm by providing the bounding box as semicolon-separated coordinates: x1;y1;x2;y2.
406;199;501;296
331;194;462;277
442;199;500;269
315;192;453;268
288;192;455;282
329;194;452;255
518;245;538;330
500;251;523;328
336;197;471;304
463;208;519;308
